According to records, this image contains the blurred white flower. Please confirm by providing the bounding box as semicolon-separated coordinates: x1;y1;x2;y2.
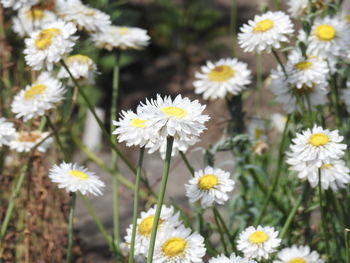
11;72;66;121
238;11;294;53
0;118;15;147
1;0;38;10
9;131;52;153
271;113;287;133
287;0;309;18
193;58;252;100
273;245;324;263
340;81;350;113
49;162;105;196
24;20;78;70
92;25;150;51
209;253;257;263
185;166;235;209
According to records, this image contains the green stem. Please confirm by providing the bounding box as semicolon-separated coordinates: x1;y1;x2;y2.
318;169;331;259
111;51;121;252
255;115;290;225
79;194;114;252
128;147;145;263
66;192;76;263
213;207;235;252
180;151;194;176
272;49;287;78
46;115;69;161
146;137;174;263
0;162;29;240
345;228;350;263
60;60;136;175
212;208;229;255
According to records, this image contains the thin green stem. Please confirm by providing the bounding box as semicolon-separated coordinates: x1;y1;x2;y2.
213;207;235;252
318;169;331;259
180;151;194;176
46;115;69;161
111;51;121;252
255;115;290;225
272;49;287;78
0;161;29;240
66;192;76;263
128;147;145;263
345;228;350;263
79;194;114;252
60;60;136;175
213;208;229;255
146;137;174;263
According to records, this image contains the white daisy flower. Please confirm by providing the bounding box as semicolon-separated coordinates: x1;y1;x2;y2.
273;245;324;263
238;11;294;54
0;118;16;147
287;0;309;18
340;81;350;113
124;205;181;256
185;166;235;209
271;113;287;133
140;94;210;156
193;58;252;100
237;225;281;260
286;125;346;163
307;16;350;58
270;68;328;113
57;54;97;86
153;225;206;263
1;0;38;10
209;253;257;263
48;162;105;196
55;0;111;33
285;50;329;90
11;72;66;121
247;117;268;142
24;20;78;71
9;130;52;153
287;158;350;191
12;7;58;37
92;25;150;51
112;108;152;148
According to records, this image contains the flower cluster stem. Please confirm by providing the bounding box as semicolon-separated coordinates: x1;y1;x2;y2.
146;137;174;263
66;192;77;263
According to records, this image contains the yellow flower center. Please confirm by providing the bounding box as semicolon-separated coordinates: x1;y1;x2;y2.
26;9;45;20
288;258;307;263
255;128;262;140
253;19;274;32
161;107;187;119
248;230;268;244
208;65;235;82
295;61;312;70
198;174;219;190
24;84;47;100
17;132;41;142
130;118;147;128
35;28;61;50
68;170;89;180
66;54;92;65
309;133;329;146
161;237;187;258
321;163;334;169
118;27;129;35
84;8;95;16
138;215;163;236
315;24;336;41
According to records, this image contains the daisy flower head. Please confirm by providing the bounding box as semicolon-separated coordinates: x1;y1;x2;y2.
238;11;294;54
24;20;78;71
124;205;181;256
92;25;150;51
1;0;38;10
287;0;308;18
237;225;281;260
9;130;52;153
271;113;287;133
340;81;350;113
247;117;268;142
0;118;15;147
13;7;58;37
49;162;105;196
153;225;206;263
55;0;111;33
58;54;97;86
287;158;350;191
209;253;257;263
269;68;328;113
11;72;66;121
185;166;235;209
140;94;210;155
286;125;347;163
273;245;324;263
113;108;152;148
307;16;350;58
285;50;329;90
193;58;252;100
